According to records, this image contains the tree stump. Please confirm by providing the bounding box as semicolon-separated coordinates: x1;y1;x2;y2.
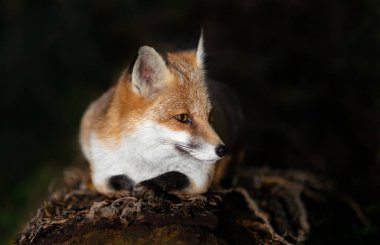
15;166;368;244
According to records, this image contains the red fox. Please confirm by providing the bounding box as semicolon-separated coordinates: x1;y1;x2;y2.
80;33;241;199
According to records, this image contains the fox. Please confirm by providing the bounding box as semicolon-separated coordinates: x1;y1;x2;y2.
79;33;242;199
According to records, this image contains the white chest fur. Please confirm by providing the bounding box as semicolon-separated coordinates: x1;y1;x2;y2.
86;120;215;195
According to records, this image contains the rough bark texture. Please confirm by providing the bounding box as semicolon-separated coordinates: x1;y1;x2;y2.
15;166;368;245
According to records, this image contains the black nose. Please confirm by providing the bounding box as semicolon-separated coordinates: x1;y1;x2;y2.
215;144;227;158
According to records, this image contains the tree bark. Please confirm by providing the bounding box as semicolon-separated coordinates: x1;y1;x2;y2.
15;166;368;245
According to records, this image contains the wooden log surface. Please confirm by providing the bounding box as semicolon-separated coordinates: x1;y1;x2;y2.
15;166;368;245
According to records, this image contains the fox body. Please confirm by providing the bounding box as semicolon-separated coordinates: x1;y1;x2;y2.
80;35;232;198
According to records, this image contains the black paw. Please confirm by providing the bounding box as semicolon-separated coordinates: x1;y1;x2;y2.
109;175;134;191
132;172;190;201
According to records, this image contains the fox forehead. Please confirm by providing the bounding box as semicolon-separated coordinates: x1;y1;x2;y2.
166;51;199;81
153;51;211;117
94;49;212;142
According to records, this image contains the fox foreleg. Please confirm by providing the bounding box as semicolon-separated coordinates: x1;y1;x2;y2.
132;171;190;200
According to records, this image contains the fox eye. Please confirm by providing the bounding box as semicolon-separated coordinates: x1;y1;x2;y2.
174;114;191;124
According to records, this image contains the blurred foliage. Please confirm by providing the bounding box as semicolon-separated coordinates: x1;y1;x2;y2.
1;0;380;243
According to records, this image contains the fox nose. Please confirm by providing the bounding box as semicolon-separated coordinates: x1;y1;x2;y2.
215;144;227;158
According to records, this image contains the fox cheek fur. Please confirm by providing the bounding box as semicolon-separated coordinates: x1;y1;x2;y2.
79;32;227;198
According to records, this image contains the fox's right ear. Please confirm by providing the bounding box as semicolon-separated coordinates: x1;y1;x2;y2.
196;29;205;69
129;46;170;99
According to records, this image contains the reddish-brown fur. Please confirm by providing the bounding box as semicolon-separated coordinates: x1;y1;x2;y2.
81;50;219;148
79;48;230;193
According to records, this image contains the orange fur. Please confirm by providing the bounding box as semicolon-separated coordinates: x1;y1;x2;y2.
82;50;218;146
80;46;229;195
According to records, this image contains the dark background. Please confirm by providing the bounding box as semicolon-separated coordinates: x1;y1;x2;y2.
1;0;379;243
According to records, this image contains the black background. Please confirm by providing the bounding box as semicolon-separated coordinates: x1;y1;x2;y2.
1;0;379;243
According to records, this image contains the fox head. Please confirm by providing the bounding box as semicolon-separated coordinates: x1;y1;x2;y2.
101;33;227;165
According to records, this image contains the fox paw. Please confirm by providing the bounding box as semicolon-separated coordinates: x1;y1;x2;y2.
133;183;166;200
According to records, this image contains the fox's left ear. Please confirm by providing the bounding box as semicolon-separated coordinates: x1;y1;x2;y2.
130;46;170;99
196;30;205;69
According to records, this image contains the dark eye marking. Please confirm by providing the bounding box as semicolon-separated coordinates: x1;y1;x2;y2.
174;113;192;124
175;141;199;156
188;140;199;149
175;144;191;155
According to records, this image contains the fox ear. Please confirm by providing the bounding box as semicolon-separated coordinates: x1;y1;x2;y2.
196;30;205;68
130;46;170;99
